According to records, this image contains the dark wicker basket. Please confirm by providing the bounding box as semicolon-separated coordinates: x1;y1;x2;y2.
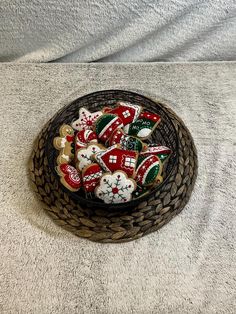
29;90;198;242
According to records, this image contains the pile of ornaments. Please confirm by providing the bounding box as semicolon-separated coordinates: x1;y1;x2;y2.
53;102;171;204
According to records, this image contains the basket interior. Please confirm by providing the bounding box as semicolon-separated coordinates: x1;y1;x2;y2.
45;90;178;209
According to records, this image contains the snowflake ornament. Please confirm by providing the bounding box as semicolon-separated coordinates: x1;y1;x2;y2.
71;107;102;131
95;171;136;204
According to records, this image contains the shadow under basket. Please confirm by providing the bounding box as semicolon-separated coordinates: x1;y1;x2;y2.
29;90;198;243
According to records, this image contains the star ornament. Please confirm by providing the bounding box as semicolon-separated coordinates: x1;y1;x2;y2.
71;107;102;131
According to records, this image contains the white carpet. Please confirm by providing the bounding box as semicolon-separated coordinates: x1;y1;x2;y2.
0;62;235;313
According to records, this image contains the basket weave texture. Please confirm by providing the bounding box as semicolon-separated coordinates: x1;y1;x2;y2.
29;90;198;243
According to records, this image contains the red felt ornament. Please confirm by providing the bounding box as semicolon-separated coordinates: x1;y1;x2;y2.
56;164;82;191
140;144;171;162
75;129;98;149
94;144;138;177
94;113;123;142
82;163;103;193
135;155;163;186
103;101;142;126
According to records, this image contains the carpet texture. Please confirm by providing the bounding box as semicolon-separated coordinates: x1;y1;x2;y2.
0;62;235;313
0;0;236;62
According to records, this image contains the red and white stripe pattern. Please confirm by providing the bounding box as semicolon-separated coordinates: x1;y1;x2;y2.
97;116;123;142
140;145;171;157
75;129;98;149
135;155;161;186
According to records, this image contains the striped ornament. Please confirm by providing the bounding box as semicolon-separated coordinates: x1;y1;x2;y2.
135;155;163;186
95;114;123;142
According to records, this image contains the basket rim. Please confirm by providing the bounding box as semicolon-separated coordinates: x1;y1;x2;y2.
45;89;179;209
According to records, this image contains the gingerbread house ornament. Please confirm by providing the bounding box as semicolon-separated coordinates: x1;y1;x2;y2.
95;145;138;177
104;101;142;126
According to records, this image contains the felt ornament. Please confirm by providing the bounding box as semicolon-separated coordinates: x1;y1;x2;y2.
94;113;123;142
76;143;105;171
103;101;142;126
71;107;102;131
75;129;98;149
108;128;146;152
140;144;171;162
135;155;163;186
82;163;103;193
56;164;82;191
124;111;161;139
53;124;75;165
95;171;136;204
94;144;138;177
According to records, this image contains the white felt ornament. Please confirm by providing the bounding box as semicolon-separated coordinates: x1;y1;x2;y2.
71;107;102;131
95;171;136;204
76;143;105;171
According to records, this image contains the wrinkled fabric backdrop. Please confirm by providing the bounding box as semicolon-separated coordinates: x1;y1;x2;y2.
0;0;236;62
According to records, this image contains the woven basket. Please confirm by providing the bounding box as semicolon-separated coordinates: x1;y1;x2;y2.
29;90;198;243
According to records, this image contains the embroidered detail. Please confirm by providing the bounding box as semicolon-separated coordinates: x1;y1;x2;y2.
95;171;136;204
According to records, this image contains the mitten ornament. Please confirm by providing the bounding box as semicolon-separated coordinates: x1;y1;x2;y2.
56;164;82;191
